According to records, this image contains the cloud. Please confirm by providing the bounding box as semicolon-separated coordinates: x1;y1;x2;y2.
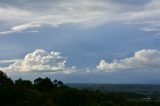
1;0;160;34
0;6;32;22
97;49;160;72
0;31;15;35
11;22;41;31
0;59;19;64
0;22;41;35
0;49;75;73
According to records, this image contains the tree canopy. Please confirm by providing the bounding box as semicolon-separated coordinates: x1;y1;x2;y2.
0;70;160;106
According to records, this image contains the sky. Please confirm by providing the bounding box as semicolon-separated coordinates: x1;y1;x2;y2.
0;0;160;84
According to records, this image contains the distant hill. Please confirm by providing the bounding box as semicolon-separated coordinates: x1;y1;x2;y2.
67;84;160;98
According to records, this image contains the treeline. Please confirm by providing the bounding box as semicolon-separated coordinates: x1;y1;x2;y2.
0;71;160;106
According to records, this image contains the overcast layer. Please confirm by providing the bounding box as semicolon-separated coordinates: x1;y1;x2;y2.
0;0;160;34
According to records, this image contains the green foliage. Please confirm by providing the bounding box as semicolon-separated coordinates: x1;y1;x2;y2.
15;78;32;88
0;70;13;86
34;77;53;91
0;70;160;106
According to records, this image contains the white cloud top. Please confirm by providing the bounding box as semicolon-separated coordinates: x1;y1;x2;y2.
97;50;160;71
0;49;74;73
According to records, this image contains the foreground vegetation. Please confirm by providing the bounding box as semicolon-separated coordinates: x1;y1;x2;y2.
0;71;160;106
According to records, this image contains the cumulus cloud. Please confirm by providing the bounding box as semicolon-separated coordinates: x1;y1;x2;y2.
97;49;160;72
1;0;160;34
0;49;75;73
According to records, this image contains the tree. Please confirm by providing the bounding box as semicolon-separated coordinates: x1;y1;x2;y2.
53;79;64;87
15;78;32;88
34;78;43;85
0;70;13;86
34;77;53;91
57;81;64;87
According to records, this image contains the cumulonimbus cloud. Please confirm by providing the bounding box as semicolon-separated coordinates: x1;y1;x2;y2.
97;49;160;72
0;49;75;73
